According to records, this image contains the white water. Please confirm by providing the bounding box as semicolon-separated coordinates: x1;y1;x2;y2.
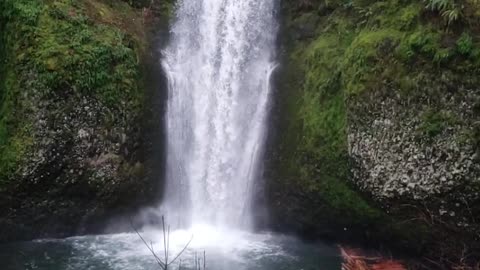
159;0;278;229
1;2;346;270
2;229;342;270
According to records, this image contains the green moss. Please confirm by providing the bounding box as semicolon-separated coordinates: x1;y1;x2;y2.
343;29;401;94
398;28;437;60
398;4;422;28
274;7;383;227
35;0;143;107
276;0;480;246
366;1;421;30
0;0;146;186
418;109;459;137
301;34;347;153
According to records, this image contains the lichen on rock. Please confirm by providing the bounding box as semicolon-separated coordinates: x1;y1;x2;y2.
267;0;480;266
0;0;169;241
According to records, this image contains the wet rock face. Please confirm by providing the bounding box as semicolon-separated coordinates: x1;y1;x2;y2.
0;0;173;242
269;0;480;265
348;86;480;233
0;91;148;242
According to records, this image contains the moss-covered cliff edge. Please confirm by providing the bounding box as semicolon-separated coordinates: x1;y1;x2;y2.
267;0;480;266
0;0;171;241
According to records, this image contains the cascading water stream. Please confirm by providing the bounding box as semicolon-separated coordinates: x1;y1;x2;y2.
160;0;278;229
0;2;345;269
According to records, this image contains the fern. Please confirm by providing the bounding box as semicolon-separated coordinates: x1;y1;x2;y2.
424;0;462;24
426;0;454;11
442;8;461;24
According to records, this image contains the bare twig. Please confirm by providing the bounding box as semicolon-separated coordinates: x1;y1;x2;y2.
130;216;194;269
162;216;168;270
130;218;166;269
167;225;170;267
167;235;194;266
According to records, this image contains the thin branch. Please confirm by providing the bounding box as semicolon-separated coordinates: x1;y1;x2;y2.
130;218;166;269
162;216;168;269
167;234;194;266
149;241;165;267
166;225;170;266
131;216;194;269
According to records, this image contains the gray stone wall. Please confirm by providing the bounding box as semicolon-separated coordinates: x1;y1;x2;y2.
348;86;480;231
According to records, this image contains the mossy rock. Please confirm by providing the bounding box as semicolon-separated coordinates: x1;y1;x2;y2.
0;0;168;241
268;0;480;266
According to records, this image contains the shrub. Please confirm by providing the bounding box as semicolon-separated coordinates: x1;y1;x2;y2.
456;32;474;55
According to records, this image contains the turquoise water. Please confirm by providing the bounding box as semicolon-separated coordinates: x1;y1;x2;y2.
0;226;341;270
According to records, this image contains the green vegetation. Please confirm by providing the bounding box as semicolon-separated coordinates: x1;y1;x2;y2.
0;0;148;186
297;27;382;222
274;1;383;228
456;32;474;55
425;0;461;24
418;109;458;137
274;0;480;249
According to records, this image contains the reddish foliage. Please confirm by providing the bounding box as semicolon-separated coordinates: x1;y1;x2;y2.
371;261;406;270
340;247;407;270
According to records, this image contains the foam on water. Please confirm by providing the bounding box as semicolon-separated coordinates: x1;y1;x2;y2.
3;228;341;270
0;2;344;269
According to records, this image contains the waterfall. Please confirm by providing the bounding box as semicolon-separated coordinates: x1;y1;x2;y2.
160;0;278;229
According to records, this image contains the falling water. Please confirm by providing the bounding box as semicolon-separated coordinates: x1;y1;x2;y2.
0;3;347;269
160;0;278;229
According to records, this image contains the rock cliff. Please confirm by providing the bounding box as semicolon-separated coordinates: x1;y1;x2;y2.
0;0;171;241
267;0;480;267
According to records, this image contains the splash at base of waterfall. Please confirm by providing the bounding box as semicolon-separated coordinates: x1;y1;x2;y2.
0;228;341;270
